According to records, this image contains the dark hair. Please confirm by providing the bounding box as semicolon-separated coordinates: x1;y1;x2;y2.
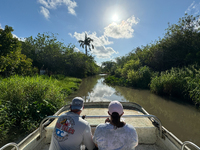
111;112;125;129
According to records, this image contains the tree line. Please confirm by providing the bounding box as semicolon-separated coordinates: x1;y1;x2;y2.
0;26;99;78
102;14;200;106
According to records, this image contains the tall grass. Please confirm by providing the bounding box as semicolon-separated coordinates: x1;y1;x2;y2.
150;65;200;105
0;75;81;141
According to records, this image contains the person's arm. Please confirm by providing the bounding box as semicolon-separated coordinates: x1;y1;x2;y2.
82;123;95;150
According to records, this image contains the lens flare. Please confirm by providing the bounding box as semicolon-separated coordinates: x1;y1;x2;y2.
112;14;118;22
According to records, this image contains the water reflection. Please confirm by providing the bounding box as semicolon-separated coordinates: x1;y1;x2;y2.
86;77;126;102
68;75;200;147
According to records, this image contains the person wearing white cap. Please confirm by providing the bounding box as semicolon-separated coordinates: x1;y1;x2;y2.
93;101;138;150
49;97;95;150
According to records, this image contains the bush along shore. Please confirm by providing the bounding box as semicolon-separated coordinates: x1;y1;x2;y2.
0;75;81;142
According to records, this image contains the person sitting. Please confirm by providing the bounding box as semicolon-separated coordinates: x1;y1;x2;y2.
93;101;138;150
49;97;95;150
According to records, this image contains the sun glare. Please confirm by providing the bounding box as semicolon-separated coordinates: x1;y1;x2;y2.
112;14;118;22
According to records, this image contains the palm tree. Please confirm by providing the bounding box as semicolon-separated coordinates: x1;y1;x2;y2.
78;33;94;56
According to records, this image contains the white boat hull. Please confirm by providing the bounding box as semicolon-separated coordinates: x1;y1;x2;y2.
1;102;199;150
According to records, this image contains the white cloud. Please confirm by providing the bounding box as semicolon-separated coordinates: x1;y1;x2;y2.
70;31;117;59
13;34;26;41
92;45;116;58
104;15;139;39
0;24;25;41
185;1;200;15
38;0;77;18
74;47;80;52
68;33;73;38
40;6;50;19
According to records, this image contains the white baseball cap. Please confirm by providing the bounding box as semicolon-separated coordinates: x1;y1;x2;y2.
108;101;123;115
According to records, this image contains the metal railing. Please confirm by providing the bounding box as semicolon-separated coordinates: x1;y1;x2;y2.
2;115;200;150
39;116;59;138
181;141;200;150
38;114;162;138
0;142;19;150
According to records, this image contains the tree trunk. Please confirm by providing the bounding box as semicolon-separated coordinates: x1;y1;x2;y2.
85;46;87;56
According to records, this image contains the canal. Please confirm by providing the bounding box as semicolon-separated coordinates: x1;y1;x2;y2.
67;74;200;147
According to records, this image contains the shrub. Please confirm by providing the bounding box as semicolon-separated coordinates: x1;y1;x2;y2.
0;75;81;141
104;76;128;86
121;59;141;78
128;66;152;88
150;65;200;105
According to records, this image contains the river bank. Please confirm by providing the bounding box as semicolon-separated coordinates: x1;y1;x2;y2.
104;65;200;108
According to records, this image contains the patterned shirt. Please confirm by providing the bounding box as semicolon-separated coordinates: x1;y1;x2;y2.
49;112;95;150
93;123;138;150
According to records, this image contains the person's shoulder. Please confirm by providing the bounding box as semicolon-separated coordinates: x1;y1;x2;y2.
94;123;109;134
96;123;109;128
79;117;90;126
124;123;136;130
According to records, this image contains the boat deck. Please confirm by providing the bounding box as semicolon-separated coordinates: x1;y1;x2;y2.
40;143;166;150
2;102;197;150
82;108;153;127
41;108;168;150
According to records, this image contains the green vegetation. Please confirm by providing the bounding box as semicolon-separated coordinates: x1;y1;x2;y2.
0;25;99;78
150;65;200;105
0;26;36;77
103;14;200;107
0;75;81;141
21;32;99;78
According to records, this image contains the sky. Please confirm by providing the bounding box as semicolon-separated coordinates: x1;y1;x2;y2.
0;0;200;66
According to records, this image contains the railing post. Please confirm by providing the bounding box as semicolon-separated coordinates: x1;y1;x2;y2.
0;142;19;150
181;141;200;150
39;116;59;139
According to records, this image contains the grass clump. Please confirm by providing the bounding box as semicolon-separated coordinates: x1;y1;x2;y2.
150;65;200;105
0;75;81;141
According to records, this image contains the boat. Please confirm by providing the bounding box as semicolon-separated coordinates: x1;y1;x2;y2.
0;102;200;150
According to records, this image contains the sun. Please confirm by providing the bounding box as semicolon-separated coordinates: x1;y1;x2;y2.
112;14;119;22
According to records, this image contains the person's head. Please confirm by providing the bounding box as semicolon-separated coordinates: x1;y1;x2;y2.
70;97;84;114
108;101;124;128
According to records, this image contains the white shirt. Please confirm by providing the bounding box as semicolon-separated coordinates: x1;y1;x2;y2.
93;123;138;150
49;112;95;150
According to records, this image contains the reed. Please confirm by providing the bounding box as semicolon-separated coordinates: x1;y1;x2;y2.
0;75;81;141
150;65;200;105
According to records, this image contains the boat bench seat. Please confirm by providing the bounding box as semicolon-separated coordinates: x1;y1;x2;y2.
45;123;157;145
45;108;158;145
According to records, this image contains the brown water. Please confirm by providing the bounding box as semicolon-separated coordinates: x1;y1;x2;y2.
68;74;200;147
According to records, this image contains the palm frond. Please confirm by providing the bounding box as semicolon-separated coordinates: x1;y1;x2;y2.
78;40;84;43
77;33;94;55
